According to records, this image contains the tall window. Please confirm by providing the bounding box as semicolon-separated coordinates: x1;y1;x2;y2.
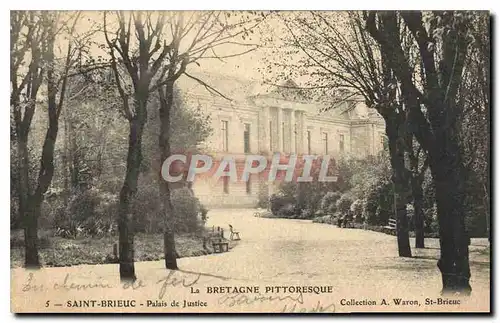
307;130;312;154
223;176;229;194
294;123;298;153
339;134;345;153
221;120;229;152
282;122;286;151
380;134;387;150
246;176;251;194
322;132;328;155
269;120;273;151
244;123;251;153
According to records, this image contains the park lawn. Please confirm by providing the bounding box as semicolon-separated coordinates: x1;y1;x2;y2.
10;229;231;268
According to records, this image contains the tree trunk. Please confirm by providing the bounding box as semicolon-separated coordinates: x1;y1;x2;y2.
118;117;145;281
412;177;425;248
158;81;178;270
430;148;471;295
25;80;62;268
15;135;40;267
394;178;412;257
385;115;412;258
17;134;41;268
63;109;70;207
24;197;41;268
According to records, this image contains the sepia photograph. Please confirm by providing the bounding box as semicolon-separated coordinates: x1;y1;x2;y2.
9;9;491;313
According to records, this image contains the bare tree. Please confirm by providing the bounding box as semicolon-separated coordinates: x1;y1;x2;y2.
103;11;171;280
10;11;86;267
11;11;47;267
265;12;413;257
102;10;264;276
365;10;482;294
155;11;264;269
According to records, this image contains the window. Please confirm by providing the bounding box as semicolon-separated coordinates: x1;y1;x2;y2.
294;123;298;153
269;120;273;151
322;132;328;155
223;176;229;194
246;176;251;194
221;120;229;152
307;130;312;154
282;122;286;151
380;134;387;150
244;123;251;153
339;134;345;153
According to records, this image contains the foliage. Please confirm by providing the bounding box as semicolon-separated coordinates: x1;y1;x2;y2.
53;183;207;238
10;230;212;268
336;194;353;215
269;193;295;216
320;192;341;214
277;203;297;219
171;187;205;234
312;215;336;225
351;199;364;223
53;188;117;238
142;88;213;171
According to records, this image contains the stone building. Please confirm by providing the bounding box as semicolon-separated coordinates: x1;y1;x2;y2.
176;72;386;208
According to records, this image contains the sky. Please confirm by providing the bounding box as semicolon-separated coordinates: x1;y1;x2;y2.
69;11;278;82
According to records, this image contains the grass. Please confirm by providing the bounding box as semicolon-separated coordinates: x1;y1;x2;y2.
10;229;236;268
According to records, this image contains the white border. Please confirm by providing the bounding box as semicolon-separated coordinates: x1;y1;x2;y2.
1;2;498;322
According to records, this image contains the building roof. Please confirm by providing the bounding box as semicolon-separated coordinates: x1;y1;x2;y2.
176;70;383;122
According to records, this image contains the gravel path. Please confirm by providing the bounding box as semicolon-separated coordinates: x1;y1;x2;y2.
11;208;490;313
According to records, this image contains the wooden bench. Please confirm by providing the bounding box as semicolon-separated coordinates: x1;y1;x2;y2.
383;218;397;232
211;237;229;253
229;224;240;241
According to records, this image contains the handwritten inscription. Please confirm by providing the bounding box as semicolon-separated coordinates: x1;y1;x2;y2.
282;301;336;313
22;273;114;292
156;271;201;299
218;292;304;307
21;270;201;297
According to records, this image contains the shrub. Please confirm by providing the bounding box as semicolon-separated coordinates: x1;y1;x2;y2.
351;199;364;223
53;183;205;237
54;187;116;238
312;215;335;225
131;183;162;233
300;208;314;219
270;194;295;215
278;182;297;199
336;194;353;216
132;185;204;234
364;189;379;224
277;203;296;218
320;191;341;214
171;187;204;233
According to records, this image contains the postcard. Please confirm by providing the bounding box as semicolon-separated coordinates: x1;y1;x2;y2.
10;10;491;313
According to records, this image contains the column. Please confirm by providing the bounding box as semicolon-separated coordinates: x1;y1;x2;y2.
260;106;270;153
277;107;283;152
298;111;304;154
290;109;296;153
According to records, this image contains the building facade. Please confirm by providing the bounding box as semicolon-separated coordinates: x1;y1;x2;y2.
176;73;386;208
